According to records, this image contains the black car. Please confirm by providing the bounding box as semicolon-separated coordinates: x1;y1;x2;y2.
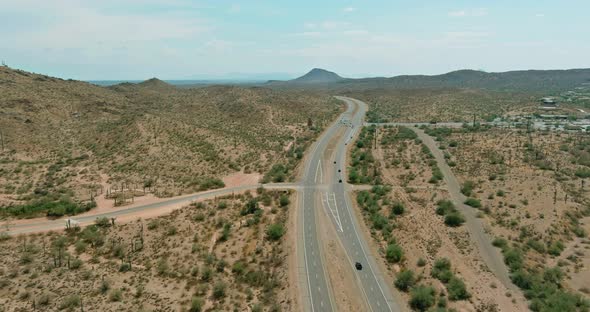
355;262;363;270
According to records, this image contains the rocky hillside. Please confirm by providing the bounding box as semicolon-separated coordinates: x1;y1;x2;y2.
0;66;340;217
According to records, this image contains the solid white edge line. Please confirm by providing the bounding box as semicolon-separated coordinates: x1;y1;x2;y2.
301;189;316;312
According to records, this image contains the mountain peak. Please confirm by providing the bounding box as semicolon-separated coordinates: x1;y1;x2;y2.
291;68;343;83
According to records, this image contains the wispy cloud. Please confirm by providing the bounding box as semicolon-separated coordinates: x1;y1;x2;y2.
343;7;356;13
448;8;488;17
536;13;545;17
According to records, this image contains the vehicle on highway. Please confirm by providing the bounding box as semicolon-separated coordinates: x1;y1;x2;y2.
355;262;363;270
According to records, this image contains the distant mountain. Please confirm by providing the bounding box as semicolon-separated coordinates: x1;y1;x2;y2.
268;68;590;93
290;68;344;83
138;77;173;89
354;69;590;92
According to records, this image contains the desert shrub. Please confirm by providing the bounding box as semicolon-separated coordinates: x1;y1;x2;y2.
385;243;403;263
503;248;524;270
371;213;388;230
548;241;565;256
279;194;290;207
212;282;226;299
431;258;452;280
70;258;83;270
266;223;285;241
119;263;131;272
447;277;470;300
109;289;122;302
241;199;260;216
232;261;246;275
391;202;405;215
435;200;455;216
263;164;288;183
395;270;416;291
156;257;169;276
543;267;564;285
409;285;436;311
575;168;590;178
526;239;546;254
492;237;508;249
189;297;204;312
59;294;80;310
94;217;110;227
463;198;481;208
444;212;465;227
460;181;475;196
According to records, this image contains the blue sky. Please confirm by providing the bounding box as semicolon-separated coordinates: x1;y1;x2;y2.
1;0;589;80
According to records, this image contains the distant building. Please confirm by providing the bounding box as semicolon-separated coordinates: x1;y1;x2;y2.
539;97;558;110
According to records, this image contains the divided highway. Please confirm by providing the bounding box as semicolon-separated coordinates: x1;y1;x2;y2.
297;96;401;311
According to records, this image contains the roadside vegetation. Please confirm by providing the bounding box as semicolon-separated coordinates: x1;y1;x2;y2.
0;188;295;311
352;126;474;311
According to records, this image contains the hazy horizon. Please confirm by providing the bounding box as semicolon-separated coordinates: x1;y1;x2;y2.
2;0;590;80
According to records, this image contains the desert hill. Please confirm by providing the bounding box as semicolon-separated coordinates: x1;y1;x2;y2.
290;68;343;83
0;66;340;217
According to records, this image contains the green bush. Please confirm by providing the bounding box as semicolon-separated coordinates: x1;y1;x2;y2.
447;277;470;300
266;223;285;241
432;258;452;279
409;285;436;311
385;243;404;263
435;200;455;216
444;212;465;227
394;270;416;291
212;282;226;299
59;294;80;309
463;198;481;208
503;248;524;271
492;237;508;249
460;181;475;196
189;297;204;312
391;202;405;215
548;241;565;256
279;194;290;207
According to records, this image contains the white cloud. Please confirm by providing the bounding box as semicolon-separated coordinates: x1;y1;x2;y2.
343;7;356;13
448;8;488;17
536;13;545;17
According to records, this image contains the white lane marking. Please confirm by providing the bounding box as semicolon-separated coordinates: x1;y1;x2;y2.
314;160;323;183
322;192;343;232
301;189;316;312
331;193;344;232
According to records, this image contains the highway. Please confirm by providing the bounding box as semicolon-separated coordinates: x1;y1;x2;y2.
297;96;401;311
